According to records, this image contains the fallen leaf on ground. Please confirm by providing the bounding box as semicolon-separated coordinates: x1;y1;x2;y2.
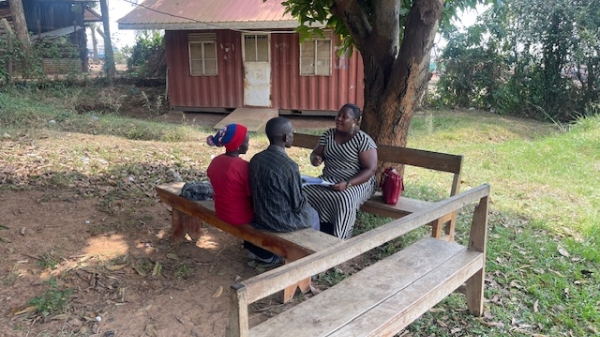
166;253;179;260
50;313;70;320
133;264;147;277
557;246;570;257
0;237;12;243
152;261;162;276
10;306;37;316
509;280;524;289
213;285;223;298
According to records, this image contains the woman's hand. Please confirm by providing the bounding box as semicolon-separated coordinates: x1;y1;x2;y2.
310;153;323;166
332;180;350;191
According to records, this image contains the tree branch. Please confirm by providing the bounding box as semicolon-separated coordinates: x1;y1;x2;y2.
372;0;400;60
331;0;372;51
389;0;442;92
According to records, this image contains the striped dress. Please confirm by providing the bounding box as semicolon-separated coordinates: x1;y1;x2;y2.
304;129;377;239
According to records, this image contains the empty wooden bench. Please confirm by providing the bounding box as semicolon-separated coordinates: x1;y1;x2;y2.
156;182;342;303
226;184;489;337
292;133;463;240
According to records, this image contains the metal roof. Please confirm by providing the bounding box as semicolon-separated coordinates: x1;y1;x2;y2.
117;0;304;31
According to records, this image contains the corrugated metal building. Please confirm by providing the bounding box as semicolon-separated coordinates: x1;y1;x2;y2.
118;0;364;114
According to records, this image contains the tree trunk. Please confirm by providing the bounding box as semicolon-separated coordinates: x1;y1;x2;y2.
9;0;30;48
99;0;116;78
1;18;14;81
91;26;99;60
361;0;442;148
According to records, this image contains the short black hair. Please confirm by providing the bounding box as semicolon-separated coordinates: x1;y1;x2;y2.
265;117;292;142
341;103;361;121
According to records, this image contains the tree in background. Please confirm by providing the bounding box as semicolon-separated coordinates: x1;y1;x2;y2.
99;0;116;78
282;0;488;147
127;30;166;78
436;0;600;122
8;0;30;48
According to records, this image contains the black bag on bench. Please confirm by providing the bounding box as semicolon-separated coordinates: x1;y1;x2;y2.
180;181;214;201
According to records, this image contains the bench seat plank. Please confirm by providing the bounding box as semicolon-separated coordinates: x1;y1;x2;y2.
361;194;432;218
193;199;341;252
330;248;484;337
250;237;483;337
156;183;341;254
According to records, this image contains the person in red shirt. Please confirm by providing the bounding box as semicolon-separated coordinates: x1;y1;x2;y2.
206;124;278;264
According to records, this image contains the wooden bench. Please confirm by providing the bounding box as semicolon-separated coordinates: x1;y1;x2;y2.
292;133;463;240
226;184;489;337
155;182;342;303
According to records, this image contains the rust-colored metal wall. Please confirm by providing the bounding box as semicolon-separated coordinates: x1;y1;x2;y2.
270;33;364;111
166;30;364;112
166;30;244;109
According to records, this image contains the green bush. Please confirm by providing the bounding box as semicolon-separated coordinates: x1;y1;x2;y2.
127;31;166;78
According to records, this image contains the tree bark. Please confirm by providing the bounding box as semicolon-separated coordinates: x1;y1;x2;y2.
357;0;442;146
91;25;99;60
99;0;116;78
9;0;30;48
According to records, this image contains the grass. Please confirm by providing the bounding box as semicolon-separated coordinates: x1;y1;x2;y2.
1;83;599;336
28;278;73;318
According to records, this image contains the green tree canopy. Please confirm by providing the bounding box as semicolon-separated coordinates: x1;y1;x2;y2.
280;0;491;146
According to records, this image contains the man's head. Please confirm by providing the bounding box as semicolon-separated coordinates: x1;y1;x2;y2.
265;117;293;148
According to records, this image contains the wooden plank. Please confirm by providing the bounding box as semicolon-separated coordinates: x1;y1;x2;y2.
465;195;489;316
275;228;342;252
377;143;463;174
292;133;463;174
156;185;314;259
328;250;484;337
226;284;249;337
360;195;431;217
238;185;490;303
214;108;278;132
250;237;476;337
156;183;341;252
292;132;320;149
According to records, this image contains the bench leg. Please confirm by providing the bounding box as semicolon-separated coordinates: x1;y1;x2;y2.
430;219;444;239
279;252;312;304
172;209;202;244
444;212;457;241
430;212;457;241
465;268;485;316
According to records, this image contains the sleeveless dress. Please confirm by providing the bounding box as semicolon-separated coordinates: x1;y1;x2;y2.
304;129;377;239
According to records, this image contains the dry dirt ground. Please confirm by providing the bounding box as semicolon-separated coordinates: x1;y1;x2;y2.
0;106;342;337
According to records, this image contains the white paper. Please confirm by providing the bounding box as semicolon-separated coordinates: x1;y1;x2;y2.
301;175;334;187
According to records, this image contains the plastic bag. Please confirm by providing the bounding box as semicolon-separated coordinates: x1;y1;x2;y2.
380;168;404;205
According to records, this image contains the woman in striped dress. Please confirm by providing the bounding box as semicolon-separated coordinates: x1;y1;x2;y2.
304;104;378;239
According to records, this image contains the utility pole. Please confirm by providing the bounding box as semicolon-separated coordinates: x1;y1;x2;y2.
99;0;116;78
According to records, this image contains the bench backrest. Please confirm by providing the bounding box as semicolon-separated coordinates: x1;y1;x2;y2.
293;133;464;196
229;183;490;305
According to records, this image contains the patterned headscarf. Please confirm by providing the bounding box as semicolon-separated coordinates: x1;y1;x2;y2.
206;124;248;152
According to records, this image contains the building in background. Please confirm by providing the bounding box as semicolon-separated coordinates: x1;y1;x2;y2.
117;0;364;115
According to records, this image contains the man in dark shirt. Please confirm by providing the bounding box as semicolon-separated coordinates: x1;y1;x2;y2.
249;117;319;232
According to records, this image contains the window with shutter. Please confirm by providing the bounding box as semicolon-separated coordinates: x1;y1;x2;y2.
300;31;332;76
188;33;218;76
